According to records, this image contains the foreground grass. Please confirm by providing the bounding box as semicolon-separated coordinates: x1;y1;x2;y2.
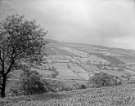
2;84;135;106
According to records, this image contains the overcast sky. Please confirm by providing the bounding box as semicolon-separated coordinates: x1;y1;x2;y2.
1;0;135;49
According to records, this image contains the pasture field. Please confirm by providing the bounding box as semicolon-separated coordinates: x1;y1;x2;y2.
2;83;135;106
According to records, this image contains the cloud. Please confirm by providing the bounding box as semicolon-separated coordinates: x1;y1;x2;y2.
1;0;135;49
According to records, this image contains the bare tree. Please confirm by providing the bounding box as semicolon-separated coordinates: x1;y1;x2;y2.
0;15;47;97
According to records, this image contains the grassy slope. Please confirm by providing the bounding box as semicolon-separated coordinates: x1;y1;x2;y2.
2;83;135;106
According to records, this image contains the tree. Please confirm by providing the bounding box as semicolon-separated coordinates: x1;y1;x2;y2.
88;72;121;88
0;15;47;97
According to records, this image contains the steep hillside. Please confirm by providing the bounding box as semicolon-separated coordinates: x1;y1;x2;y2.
31;39;135;88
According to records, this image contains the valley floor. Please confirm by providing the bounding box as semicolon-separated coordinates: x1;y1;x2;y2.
2;83;135;106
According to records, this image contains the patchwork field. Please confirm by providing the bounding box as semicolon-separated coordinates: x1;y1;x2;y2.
39;40;135;84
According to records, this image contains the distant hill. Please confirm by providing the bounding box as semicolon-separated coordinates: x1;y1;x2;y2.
29;39;135;88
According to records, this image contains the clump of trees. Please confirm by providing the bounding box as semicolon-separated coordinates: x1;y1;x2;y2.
0;15;47;97
88;72;122;88
9;69;55;96
19;70;47;95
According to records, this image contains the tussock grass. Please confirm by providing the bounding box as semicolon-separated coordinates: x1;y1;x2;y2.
2;84;135;106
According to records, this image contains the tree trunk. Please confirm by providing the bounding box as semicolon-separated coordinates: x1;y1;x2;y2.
1;75;7;98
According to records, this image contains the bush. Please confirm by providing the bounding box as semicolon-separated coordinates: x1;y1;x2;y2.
88;72;122;88
80;84;87;89
20;70;47;95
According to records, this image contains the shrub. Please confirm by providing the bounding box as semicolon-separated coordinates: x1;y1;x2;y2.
20;70;47;95
88;72;122;88
80;84;87;89
49;67;59;78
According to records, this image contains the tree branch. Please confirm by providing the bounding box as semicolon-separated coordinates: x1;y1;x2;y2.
0;49;3;64
1;51;5;75
5;47;16;75
6;58;15;75
0;84;2;89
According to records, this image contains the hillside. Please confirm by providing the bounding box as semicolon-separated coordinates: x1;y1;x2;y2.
27;39;135;89
3;39;135;106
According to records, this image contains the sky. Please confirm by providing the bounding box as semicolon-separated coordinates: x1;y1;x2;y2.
1;0;135;49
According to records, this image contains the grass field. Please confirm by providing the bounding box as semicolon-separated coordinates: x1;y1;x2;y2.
2;83;135;106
